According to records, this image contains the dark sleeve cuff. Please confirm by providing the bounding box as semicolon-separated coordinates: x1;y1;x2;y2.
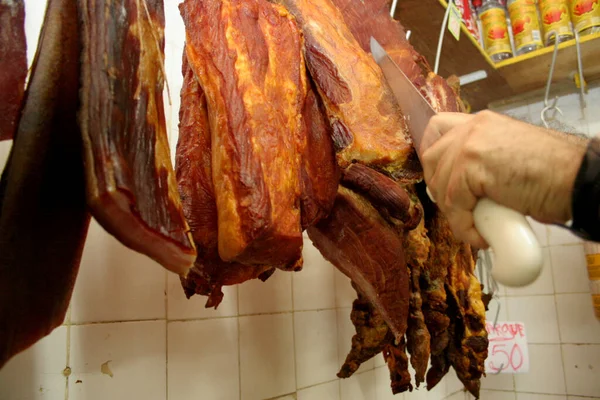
570;137;600;241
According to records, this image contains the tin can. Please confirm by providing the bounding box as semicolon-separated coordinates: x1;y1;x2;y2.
583;241;600;321
569;0;600;35
480;0;514;61
456;0;482;42
540;0;575;44
508;0;544;54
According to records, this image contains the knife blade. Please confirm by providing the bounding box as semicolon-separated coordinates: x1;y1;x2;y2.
369;37;437;158
369;37;543;288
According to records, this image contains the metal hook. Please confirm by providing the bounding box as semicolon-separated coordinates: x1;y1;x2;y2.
492;297;502;328
541;39;562;129
574;29;587;116
491;363;506;375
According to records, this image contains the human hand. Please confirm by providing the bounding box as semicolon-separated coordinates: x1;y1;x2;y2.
421;111;588;249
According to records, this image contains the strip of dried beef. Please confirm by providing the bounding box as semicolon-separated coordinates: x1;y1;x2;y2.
0;0;89;368
78;0;196;274
307;186;410;343
0;0;27;141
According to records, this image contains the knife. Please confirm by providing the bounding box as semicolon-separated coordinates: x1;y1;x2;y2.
370;37;543;288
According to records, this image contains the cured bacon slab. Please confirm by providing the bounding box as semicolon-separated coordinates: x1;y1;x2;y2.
79;0;196;275
307;187;409;342
180;0;305;267
0;0;89;367
0;0;27;141
275;0;415;176
176;51;274;308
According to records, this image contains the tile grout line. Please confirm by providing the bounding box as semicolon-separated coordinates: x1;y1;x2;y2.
290;271;298;394
333;274;342;400
64;304;72;400
165;270;169;400
237;285;242;400
548;249;570;395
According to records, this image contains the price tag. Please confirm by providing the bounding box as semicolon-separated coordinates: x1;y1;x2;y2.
485;321;530;374
447;1;462;41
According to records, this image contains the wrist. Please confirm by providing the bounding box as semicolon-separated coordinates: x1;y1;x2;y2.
570;137;600;240
540;135;588;224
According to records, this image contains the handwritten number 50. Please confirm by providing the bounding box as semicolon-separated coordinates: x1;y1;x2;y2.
489;343;524;372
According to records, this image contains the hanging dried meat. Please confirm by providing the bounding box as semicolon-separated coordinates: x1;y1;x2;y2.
403;213;432;387
330;0;464;113
299;84;340;229
176;50;275;309
0;0;490;393
307;186;410;343
275;0;417;177
0;0;89;368
446;243;489;397
0;0;27;141
180;0;306;268
78;0;196;275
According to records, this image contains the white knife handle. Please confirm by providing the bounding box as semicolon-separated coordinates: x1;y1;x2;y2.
473;198;543;287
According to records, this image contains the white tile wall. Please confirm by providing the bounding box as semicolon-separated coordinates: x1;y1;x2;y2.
506;296;560;344
239;314;296;400
513;344;566;395
339;369;377;400
556;294;600;344
562;344;600;397
3;3;600;400
69;321;167;400
238;271;293;315
294;310;339;389
550;244;590;294
0;327;67;400
294;242;337;311
167;319;239;400
70;220;167;324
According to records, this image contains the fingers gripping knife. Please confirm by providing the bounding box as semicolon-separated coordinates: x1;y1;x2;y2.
370;38;543;287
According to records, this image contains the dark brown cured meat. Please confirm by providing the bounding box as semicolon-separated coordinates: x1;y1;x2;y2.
300;83;340;229
79;0;196;275
0;0;27;141
384;337;413;394
176;50;274;309
403;213;431;387
338;286;391;378
328;0;426;87
0;0;90;368
341;163;420;229
275;0;415;176
419;199;455;390
446;243;488;398
329;0;464;115
181;0;305;267
307;187;409;343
